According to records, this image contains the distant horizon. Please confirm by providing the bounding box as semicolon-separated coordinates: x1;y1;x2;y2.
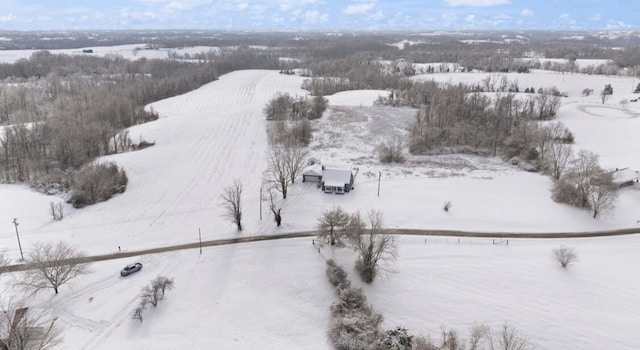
0;0;637;31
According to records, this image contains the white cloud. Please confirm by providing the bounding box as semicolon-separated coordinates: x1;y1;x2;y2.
445;0;510;7
0;14;16;22
493;12;510;20
272;14;284;23
237;2;248;11
558;13;577;28
304;10;328;24
606;20;632;29
120;8;157;20
465;14;475;22
368;11;384;21
521;8;533;17
441;12;457;24
343;2;376;14
589;13;601;21
278;0;319;12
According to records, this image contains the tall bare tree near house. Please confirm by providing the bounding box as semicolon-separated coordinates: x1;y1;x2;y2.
353;210;397;283
565;150;603;208
553;150;618;217
545;143;573;180
220;179;243;231
317;207;350;246
589;173;618;219
16;241;88;295
268;147;289;199
0;301;61;350
283;140;308;184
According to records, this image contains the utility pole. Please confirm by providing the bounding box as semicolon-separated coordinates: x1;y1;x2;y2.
12;218;24;260
377;171;382;197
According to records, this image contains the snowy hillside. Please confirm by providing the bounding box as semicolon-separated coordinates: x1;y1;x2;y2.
1;69;640;349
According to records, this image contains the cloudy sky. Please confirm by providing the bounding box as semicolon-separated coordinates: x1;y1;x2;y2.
0;0;637;31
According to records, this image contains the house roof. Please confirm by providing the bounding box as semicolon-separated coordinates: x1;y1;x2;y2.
612;168;639;185
302;164;323;177
322;168;352;187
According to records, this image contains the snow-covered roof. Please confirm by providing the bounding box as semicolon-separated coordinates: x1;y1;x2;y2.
322;168;352;187
302;164;323;177
612;168;639;185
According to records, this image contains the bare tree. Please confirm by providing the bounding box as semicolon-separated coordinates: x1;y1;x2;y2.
0;301;61;350
353;210;397;283
152;276;175;296
131;304;145;323
283;140;307;184
17;242;88;295
267;188;282;227
317;207;350;246
544;143;573;180
140;284;163;308
268;147;289;199
485;323;535;350
440;327;465;350
468;324;489;350
564;150;603;208
589;174;618;219
553;245;577;268
220;179;243;231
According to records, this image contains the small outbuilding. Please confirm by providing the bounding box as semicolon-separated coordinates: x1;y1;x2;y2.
302;164;323;183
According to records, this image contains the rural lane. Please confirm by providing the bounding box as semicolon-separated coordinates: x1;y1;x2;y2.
2;227;639;273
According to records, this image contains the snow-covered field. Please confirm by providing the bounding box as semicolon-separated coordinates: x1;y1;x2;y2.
0;44;221;63
412;70;639;99
1;68;640;349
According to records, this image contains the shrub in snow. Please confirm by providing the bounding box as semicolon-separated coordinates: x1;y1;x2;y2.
378;138;405;164
328;312;383;350
443;201;452;212
70;162;128;208
412;336;440;350
325;261;384;350
377;327;413;350
326;259;351;290
553;245;577;268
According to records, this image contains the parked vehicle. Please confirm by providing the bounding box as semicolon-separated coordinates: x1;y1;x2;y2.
120;262;143;276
